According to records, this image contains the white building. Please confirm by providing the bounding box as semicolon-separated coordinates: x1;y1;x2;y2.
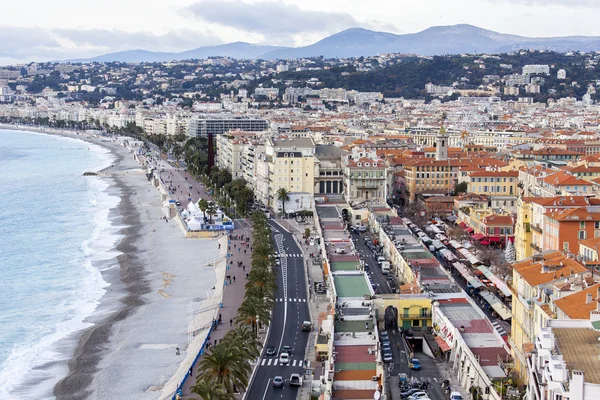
523;65;551;75
527;318;600;400
557;69;567;80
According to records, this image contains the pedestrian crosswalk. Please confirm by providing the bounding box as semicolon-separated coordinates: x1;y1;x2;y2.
492;321;507;337
276;298;307;302
260;358;304;367
280;253;304;258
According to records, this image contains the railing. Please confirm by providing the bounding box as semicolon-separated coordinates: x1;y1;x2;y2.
355;181;381;189
530;224;542;234
171;325;214;399
517;293;534;311
530;242;542;252
401;313;433;319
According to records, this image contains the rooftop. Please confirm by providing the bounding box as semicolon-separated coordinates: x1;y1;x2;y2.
554;328;600;384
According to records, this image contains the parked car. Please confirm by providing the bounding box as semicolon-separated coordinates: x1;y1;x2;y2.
450;392;463;400
408;392;429;400
382;342;391;352
383;350;393;363
272;376;284;388
380;331;389;341
302;321;312;331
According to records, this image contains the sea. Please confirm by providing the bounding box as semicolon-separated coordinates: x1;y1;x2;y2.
0;129;122;399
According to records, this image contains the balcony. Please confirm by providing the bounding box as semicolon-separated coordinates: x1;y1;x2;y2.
530;242;542;252
530;224;542;234
518;293;534;311
401;313;433;319
356;181;380;189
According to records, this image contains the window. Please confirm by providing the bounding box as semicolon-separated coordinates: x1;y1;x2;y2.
355;215;360;220
595;221;600;229
579;230;587;240
580;221;586;229
290;161;293;165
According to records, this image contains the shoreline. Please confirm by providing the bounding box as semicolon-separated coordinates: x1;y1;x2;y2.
0;124;225;400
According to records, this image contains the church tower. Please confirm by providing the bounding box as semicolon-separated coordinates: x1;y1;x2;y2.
435;125;448;161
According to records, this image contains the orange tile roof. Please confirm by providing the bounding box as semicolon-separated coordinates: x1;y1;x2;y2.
469;170;519;178
482;214;514;226
554;284;600;319
545;207;600;222
334;370;377;381
513;251;588;286
579;236;600;249
331;390;377;399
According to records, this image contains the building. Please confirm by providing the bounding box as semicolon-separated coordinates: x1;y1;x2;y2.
528;323;600;400
314;145;347;196
543;207;600;253
510;251;590;379
343;148;389;203
468;170;519;213
557;69;567;80
255;136;316;209
186;117;269;138
216;131;259;179
522;65;550;75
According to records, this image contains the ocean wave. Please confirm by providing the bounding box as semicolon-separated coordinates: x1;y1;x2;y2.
0;137;125;399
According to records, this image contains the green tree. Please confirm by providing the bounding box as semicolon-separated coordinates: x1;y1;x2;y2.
276;188;290;216
191;378;231;400
205;202;218;224
198;198;209;222
198;342;250;395
454;181;468;195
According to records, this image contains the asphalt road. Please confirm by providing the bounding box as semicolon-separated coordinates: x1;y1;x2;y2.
351;231;394;295
245;220;310;400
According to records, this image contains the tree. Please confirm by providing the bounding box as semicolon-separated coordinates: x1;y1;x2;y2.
235;295;271;336
205;202;218;224
198;198;209;222
191;378;231;400
504;240;516;264
198;342;250;395
276;188;290;216
454;181;468;195
304;228;311;239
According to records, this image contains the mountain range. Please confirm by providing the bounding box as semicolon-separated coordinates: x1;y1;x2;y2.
68;24;600;63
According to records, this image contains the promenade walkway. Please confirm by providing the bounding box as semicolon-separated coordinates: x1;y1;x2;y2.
178;181;253;399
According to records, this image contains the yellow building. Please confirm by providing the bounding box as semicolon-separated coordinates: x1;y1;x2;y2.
510;252;589;380
374;295;432;330
514;197;533;262
256;136;316;207
468;170;519;212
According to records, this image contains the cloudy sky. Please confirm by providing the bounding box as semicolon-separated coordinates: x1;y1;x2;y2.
2;0;600;64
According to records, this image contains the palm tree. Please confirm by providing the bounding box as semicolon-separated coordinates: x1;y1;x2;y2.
205;202;218;224
198;198;209;223
191;378;232;400
235;295;272;335
198;342;250;395
224;325;262;360
276;188;291;217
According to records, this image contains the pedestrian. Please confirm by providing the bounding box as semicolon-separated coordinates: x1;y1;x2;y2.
189;367;193;376
244;249;247;254
233;276;236;283
214;339;217;346
234;244;236;249
219;313;222;323
242;265;245;271
230;319;233;326
176;346;180;355
238;248;240;253
246;273;249;279
218;243;221;249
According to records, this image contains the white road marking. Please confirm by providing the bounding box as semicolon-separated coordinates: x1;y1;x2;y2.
261;378;272;400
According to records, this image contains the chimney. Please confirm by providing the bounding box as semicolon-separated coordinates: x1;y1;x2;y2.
587;293;593;304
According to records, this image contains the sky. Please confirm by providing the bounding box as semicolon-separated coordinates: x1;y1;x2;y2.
2;0;600;64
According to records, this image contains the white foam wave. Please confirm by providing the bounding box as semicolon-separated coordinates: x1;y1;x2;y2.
0;147;125;399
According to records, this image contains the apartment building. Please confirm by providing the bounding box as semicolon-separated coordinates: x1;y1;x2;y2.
543;207;600;254
255;136;316;208
343;148;388;203
510;252;589;378
186;117;269;138
528;323;600;400
468;170;519;213
215;131;259;179
314;144;347;196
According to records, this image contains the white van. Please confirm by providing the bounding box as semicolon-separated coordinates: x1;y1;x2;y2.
450;392;463;400
377;256;386;265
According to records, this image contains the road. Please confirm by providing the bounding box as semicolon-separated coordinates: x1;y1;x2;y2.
245;220;311;400
351;232;445;400
351;231;394;295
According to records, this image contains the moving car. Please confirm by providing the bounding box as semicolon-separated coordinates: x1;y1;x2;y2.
450;392;463;400
409;358;421;370
279;352;290;365
302;321;312;331
289;373;302;386
282;345;292;355
265;346;277;356
272;376;284;388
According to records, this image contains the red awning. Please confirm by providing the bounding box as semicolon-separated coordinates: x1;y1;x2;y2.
466;227;474;233
480;240;491;246
488;236;502;242
458;222;467;228
472;233;485;241
435;336;451;352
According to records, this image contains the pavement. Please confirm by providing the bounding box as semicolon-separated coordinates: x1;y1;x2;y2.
244;219;311;400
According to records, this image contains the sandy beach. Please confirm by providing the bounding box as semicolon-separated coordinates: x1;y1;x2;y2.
0;125;224;400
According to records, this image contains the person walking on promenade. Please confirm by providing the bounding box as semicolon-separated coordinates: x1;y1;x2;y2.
230;319;233;326
233;276;236;283
176;347;180;355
